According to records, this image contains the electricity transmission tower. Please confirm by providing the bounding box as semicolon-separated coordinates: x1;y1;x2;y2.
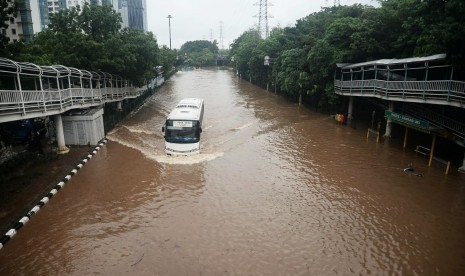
326;0;341;6
219;21;224;49
254;0;273;39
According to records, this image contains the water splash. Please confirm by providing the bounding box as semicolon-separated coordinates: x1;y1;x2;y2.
146;152;224;165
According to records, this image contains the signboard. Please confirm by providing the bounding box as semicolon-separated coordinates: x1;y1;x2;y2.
173;121;193;128
385;110;430;132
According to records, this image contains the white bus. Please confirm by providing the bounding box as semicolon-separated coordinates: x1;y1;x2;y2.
162;98;204;155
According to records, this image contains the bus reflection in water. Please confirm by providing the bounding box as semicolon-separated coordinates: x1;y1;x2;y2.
162;98;204;156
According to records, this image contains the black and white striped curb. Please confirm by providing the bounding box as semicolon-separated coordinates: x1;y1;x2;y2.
0;139;108;251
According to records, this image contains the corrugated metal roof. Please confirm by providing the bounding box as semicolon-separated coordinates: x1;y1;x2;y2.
338;53;447;69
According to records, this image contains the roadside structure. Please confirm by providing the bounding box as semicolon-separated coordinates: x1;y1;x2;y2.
0;57;163;151
334;53;465;173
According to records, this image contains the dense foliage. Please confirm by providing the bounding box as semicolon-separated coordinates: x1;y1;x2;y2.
229;0;465;113
7;4;171;86
179;40;219;67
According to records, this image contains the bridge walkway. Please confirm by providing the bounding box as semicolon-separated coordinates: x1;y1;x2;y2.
334;54;465;147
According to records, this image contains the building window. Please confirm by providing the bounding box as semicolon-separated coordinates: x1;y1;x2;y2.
12;29;16;35
9;18;14;24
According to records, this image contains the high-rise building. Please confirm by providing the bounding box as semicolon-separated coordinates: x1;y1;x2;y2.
1;0;40;43
1;0;146;43
119;0;147;32
37;0;66;32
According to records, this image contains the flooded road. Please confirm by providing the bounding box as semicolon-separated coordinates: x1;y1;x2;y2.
1;68;465;275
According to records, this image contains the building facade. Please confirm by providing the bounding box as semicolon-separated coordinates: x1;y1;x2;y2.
119;0;147;32
2;0;147;43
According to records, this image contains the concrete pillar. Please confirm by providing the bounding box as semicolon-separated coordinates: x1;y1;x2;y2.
403;127;409;149
117;101;122;111
459;152;465;173
348;96;354;127
54;114;69;154
428;134;436;167
385;101;394;138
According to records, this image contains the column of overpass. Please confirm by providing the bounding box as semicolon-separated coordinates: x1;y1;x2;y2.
385;101;395;138
54;114;69;154
347;96;354;127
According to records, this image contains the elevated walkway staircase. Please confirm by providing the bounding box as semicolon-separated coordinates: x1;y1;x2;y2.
364;98;465;147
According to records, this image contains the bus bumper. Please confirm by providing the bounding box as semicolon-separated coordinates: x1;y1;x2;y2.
165;142;200;156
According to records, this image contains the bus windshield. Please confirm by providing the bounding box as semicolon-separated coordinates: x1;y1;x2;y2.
164;120;200;143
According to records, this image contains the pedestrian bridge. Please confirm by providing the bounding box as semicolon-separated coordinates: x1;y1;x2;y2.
334;54;465;108
0;58;163;123
335;78;465;108
334;54;465;147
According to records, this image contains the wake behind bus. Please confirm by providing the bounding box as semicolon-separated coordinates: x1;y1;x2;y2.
162;98;204;156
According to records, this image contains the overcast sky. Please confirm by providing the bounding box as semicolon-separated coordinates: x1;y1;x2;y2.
146;0;378;50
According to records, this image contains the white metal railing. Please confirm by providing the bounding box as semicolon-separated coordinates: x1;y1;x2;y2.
334;79;465;107
0;85;147;121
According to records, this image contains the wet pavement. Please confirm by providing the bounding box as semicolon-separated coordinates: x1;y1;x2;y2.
0;69;464;275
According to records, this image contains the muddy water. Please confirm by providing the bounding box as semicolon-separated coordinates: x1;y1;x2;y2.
1;68;465;275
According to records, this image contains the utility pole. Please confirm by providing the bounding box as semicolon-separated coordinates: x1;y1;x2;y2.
254;0;273;39
167;15;173;49
219;21;224;49
326;0;340;6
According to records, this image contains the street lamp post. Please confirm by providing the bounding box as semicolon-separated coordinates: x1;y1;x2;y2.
231;56;238;76
167;15;173;49
264;55;277;93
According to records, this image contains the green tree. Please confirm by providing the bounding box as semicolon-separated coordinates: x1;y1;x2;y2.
47;5;82;34
180;40;218;55
230;30;261;79
279;48;308;100
0;0;18;58
20;3;159;86
78;3;122;41
106;29;159;85
179;40;219;67
158;46;177;74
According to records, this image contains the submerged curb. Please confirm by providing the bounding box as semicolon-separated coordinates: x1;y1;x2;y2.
0;139;108;251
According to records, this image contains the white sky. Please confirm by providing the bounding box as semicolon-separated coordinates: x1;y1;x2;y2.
146;0;378;50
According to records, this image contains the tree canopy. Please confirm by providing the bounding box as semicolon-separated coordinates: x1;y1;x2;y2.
15;3;160;86
179;40;219;67
230;0;465;112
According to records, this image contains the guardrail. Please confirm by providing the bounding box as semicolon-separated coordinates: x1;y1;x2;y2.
0;86;147;123
334;79;465;107
415;145;451;175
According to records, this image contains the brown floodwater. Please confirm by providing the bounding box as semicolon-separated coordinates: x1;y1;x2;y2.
1;68;465;275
